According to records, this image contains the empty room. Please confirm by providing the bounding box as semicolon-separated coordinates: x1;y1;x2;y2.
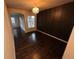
4;0;74;59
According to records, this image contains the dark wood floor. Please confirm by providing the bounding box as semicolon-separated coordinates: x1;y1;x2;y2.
13;28;67;59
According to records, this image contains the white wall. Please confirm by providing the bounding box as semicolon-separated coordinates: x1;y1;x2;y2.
8;8;37;33
4;3;16;59
62;28;74;59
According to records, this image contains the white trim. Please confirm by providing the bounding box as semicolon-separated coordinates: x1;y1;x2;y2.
38;30;67;43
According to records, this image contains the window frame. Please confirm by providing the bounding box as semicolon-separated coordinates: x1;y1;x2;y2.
27;16;35;29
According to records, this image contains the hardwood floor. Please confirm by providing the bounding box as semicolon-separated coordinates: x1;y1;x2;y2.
13;28;67;59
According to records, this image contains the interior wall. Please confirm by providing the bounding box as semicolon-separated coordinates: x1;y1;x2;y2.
37;2;74;42
8;8;37;33
62;28;74;59
4;2;16;59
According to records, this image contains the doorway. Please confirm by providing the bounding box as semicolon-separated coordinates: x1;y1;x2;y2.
10;13;25;38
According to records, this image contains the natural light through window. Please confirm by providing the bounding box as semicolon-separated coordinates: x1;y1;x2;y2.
11;17;15;24
28;16;35;28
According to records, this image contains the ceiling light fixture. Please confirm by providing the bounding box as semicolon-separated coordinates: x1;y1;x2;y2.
32;7;39;14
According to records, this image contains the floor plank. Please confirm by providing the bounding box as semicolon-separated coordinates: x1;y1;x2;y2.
13;28;67;59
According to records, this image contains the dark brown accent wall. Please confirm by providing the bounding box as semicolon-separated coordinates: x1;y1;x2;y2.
37;2;74;41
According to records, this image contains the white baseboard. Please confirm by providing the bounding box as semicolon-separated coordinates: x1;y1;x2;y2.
37;30;67;43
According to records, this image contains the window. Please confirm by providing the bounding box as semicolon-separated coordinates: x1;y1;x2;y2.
28;16;35;28
11;17;15;24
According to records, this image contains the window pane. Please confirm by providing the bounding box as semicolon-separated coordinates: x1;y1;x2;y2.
11;17;15;24
28;16;35;28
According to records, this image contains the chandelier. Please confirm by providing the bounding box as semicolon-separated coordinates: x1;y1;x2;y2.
32;7;39;14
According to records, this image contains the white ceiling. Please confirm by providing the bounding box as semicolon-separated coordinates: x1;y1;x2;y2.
5;0;73;11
